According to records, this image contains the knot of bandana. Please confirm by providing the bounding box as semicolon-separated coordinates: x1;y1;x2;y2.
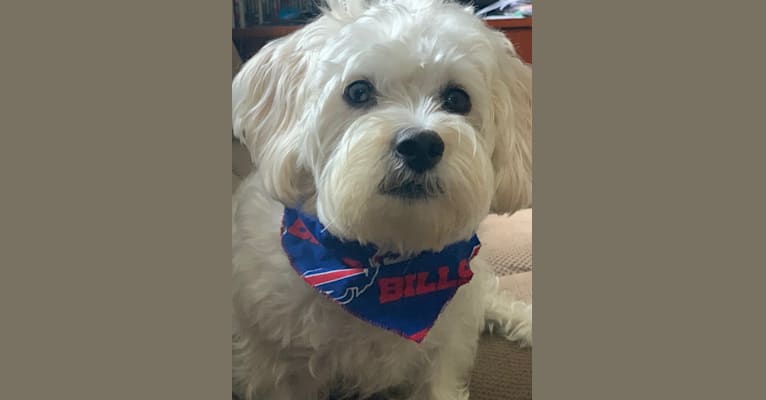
280;207;481;343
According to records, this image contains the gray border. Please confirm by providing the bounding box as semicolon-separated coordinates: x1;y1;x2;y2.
4;1;766;399
534;1;766;399
1;1;232;399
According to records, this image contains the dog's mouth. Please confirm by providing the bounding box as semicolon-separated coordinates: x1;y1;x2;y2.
378;174;444;200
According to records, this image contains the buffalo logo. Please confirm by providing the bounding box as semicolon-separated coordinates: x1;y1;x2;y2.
301;257;380;305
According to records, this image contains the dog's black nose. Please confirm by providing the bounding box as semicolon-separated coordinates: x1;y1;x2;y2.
394;129;444;173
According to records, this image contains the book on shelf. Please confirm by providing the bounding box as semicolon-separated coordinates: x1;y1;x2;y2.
233;0;320;28
232;1;531;29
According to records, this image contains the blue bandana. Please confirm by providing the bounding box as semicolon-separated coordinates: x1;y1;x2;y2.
280;207;481;343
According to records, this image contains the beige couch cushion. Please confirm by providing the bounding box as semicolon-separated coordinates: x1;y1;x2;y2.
468;210;532;399
476;209;533;305
477;210;533;276
471;334;532;400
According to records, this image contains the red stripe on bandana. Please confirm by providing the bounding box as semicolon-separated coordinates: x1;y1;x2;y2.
303;268;366;286
406;327;430;343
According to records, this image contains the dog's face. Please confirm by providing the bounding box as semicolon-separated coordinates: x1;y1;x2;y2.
233;0;531;254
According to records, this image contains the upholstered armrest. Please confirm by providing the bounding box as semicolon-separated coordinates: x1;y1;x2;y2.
470;210;532;400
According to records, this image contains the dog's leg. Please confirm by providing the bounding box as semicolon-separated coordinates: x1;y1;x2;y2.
233;334;328;400
406;362;472;400
235;372;326;400
423;381;471;400
419;329;479;400
483;283;533;347
272;376;326;400
405;374;470;400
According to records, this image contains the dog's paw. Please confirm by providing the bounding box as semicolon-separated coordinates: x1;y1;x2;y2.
456;386;470;400
507;301;532;347
484;292;532;347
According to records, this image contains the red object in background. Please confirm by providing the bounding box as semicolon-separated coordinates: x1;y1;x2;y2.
486;18;532;64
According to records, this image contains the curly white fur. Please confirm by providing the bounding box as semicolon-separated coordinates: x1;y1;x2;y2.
232;1;532;399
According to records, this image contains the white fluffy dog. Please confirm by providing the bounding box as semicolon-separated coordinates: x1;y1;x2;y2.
231;1;532;399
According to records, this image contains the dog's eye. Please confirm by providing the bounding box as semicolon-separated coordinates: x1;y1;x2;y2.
343;80;376;108
441;87;471;115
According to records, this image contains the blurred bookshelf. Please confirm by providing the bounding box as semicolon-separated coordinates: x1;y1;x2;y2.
232;0;532;64
232;0;319;28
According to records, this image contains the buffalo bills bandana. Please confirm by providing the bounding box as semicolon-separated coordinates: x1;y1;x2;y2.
280;207;481;343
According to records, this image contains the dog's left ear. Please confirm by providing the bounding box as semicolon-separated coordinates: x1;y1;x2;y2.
232;30;314;207
488;32;532;215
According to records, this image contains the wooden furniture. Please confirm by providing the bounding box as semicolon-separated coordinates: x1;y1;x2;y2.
232;17;532;64
487;17;532;64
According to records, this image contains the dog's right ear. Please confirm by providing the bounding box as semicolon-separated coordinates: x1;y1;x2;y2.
232;31;312;206
487;31;533;215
